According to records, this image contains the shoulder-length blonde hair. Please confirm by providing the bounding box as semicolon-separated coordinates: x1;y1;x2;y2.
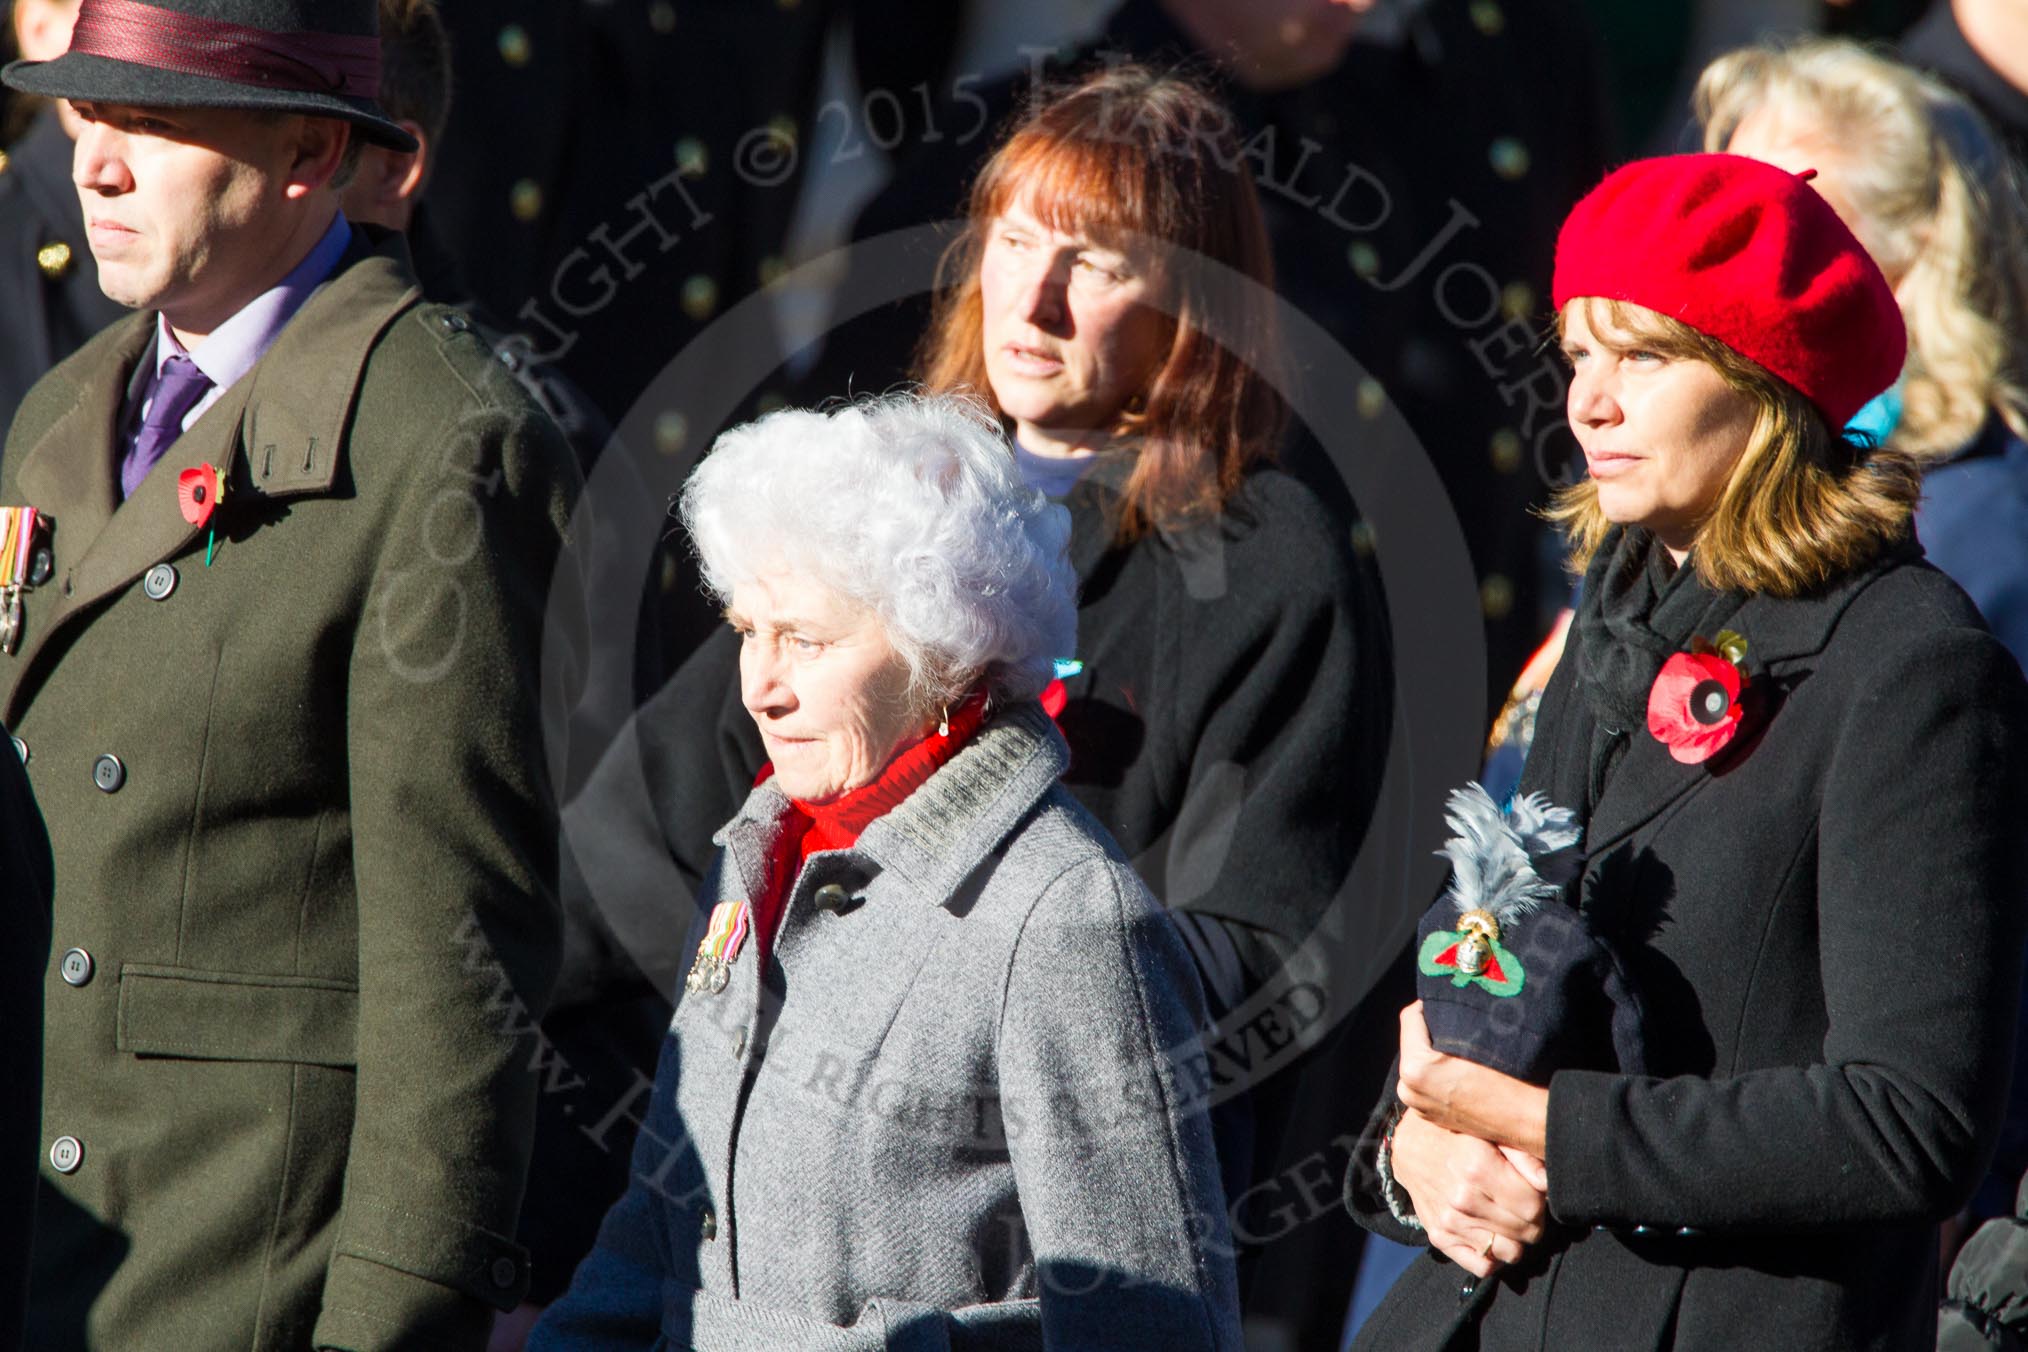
1695;37;2028;460
1547;298;1921;595
918;65;1284;544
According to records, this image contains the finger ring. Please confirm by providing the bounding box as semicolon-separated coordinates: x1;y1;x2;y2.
1479;1233;1494;1258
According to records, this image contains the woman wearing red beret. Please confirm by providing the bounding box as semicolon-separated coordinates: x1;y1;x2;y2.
1343;152;2028;1351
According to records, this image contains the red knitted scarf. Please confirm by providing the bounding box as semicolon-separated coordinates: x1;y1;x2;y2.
749;693;989;961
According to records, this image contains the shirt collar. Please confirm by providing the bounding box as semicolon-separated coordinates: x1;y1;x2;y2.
154;212;353;388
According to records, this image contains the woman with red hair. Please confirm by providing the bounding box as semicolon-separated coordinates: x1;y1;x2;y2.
917;65;1391;1210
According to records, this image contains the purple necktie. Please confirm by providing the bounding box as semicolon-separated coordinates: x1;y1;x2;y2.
121;355;214;500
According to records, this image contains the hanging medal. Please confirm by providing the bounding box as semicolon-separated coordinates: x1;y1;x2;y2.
685;900;752;996
0;506;42;656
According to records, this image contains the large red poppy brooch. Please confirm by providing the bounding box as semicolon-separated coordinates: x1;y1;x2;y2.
1647;629;1750;764
177;463;226;566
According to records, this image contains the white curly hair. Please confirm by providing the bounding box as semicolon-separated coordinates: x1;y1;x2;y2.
679;392;1077;713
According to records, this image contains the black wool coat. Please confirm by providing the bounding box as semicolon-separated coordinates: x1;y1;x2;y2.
1348;542;2028;1352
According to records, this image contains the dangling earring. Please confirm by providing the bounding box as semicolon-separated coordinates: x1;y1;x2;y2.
937;705;951;738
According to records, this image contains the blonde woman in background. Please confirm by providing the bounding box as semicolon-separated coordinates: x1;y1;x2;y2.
1699;37;2028;674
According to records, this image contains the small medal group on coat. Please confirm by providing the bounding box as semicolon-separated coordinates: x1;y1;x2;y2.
0;506;52;656
685;900;752;996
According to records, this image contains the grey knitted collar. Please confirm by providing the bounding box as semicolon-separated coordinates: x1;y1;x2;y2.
713;699;1070;910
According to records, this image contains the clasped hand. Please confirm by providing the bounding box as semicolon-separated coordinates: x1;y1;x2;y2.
1391;1001;1553;1279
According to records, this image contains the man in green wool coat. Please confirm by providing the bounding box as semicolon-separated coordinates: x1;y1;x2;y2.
0;1;583;1347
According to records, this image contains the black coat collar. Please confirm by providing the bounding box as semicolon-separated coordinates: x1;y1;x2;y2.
1729;534;1922;672
1543;534;1920;863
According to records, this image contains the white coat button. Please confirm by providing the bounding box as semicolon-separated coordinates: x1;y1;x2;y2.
142;564;177;600
59;948;93;987
49;1136;82;1174
92;754;125;793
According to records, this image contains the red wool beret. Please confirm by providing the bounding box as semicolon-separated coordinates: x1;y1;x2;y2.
1553;153;1906;431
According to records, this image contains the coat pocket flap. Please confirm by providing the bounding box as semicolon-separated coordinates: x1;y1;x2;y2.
115;964;358;1066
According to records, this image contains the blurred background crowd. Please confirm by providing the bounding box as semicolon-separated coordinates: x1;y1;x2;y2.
17;0;2020;707
6;0;2027;1348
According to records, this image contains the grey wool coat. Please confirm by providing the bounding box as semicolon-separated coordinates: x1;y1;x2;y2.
0;227;580;1350
532;700;1244;1350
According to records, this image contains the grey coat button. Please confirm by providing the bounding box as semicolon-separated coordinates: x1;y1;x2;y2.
92;754;125;793
1675;1226;1702;1237
28;547;52;587
1630;1224;1655;1235
59;948;93;987
10;736;25;765
813;883;858;914
49;1135;82;1174
142;564;178;601
700;1209;717;1241
490;1256;519;1289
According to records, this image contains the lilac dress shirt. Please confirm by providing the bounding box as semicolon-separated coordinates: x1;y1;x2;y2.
118;213;353;499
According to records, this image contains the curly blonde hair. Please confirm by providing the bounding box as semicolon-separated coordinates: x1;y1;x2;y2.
1695;37;2028;461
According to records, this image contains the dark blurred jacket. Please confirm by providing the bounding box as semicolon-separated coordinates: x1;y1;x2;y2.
426;0;963;676
0;107;126;457
1919;414;2028;676
1902;1;2028;166
0;719;51;1352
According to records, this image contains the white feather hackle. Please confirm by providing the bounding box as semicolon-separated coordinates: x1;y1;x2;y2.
1436;782;1582;923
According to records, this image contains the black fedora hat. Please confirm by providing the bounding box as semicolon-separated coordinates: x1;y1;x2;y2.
3;0;417;151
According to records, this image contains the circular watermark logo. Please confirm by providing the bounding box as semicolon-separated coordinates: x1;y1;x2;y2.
546;221;1487;1126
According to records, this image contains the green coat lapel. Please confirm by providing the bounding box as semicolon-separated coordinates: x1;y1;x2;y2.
238;238;421;500
12;311;152;572
5;232;421;691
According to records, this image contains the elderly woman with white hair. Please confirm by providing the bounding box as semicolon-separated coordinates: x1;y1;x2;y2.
531;393;1242;1351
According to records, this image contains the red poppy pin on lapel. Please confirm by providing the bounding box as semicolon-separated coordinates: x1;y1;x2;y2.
1648;629;1750;764
177;464;225;566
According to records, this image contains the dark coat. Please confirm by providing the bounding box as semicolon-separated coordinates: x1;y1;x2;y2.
0;719;52;1352
1919;415;2028;675
0;230;580;1350
1901;1;2028;168
0;109;127;459
1347;543;2028;1351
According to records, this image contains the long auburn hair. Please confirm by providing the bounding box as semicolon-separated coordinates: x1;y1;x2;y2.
1547;298;1921;596
918;65;1285;544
